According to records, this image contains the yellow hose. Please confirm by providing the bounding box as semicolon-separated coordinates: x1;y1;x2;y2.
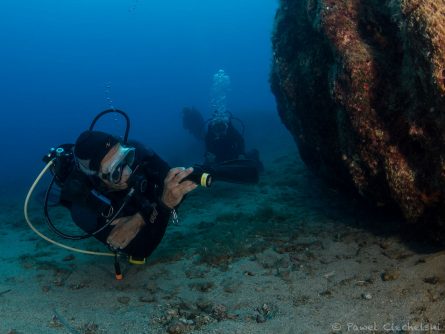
24;159;114;257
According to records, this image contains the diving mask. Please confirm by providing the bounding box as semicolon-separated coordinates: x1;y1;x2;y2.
99;146;135;184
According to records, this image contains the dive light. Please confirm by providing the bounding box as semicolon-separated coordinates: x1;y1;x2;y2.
183;159;260;188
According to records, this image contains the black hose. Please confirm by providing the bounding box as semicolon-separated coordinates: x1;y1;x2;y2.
88;108;131;144
44;176;90;240
44;175;134;240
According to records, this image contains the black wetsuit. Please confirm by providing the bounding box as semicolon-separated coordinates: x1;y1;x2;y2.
205;124;245;164
60;142;172;259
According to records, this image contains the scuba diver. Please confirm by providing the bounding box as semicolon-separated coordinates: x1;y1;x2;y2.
25;109;260;279
62;129;197;258
27;109;197;271
182;107;263;169
204;112;246;165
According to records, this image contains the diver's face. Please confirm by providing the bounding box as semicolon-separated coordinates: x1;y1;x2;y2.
211;122;228;138
99;144;134;190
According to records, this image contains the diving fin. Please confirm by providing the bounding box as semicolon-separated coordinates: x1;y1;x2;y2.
182;107;205;141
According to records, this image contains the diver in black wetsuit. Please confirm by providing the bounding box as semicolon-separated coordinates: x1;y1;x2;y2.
203;115;263;172
204;117;246;165
60;130;197;260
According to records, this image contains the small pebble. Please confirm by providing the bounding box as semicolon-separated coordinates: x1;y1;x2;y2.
260;303;270;314
212;304;228;321
82;322;99;333
381;270;400;281
256;314;267;323
423;276;439;285
52;278;64;287
69;283;86;290
48;315;63;328
362;293;372;300
179;318;194;325
194;314;212;327
167;322;187;334
190;281;214;292
166;309;178;317
319;290;332;297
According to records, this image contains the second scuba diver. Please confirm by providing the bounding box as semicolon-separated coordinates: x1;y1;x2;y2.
182;107;263;170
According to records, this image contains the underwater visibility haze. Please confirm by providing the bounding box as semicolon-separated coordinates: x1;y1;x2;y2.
0;0;279;198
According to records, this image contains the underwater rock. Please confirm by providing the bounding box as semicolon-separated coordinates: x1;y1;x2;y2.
423;276;440;284
138;295;156;303
271;0;445;238
211;304;228;321
381;269;401;281
254;303;277;323
81;322;99;334
156;300;225;332
362;292;373;300
166;321;188;334
48;315;63;328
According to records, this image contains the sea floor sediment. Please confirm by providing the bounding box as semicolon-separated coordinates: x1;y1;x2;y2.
1;138;444;334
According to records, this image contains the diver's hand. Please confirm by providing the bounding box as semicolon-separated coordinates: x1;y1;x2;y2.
106;213;145;250
162;167;198;209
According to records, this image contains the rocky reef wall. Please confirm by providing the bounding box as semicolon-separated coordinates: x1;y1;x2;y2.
270;0;445;237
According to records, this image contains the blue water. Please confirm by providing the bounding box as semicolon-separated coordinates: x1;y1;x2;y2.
0;0;279;199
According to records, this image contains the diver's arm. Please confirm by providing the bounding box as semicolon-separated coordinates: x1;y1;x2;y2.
106;199;172;254
107;167;197;250
139;166;196;226
106;213;145;249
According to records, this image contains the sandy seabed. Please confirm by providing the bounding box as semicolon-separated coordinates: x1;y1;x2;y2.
1;130;445;334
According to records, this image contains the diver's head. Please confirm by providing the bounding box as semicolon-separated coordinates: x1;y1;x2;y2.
74;130;135;189
209;117;229;138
